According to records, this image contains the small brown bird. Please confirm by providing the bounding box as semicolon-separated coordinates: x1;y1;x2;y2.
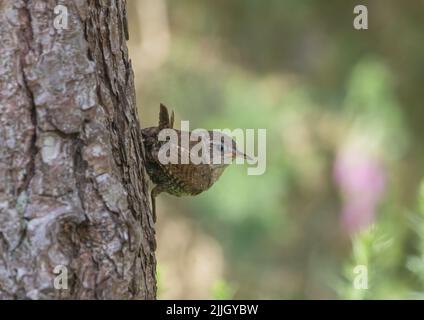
142;104;249;222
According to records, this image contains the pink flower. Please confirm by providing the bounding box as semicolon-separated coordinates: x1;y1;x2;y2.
334;147;386;234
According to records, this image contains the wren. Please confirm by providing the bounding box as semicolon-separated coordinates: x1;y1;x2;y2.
142;104;248;222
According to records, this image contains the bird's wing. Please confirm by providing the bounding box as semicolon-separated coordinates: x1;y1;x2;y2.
151;137;214;193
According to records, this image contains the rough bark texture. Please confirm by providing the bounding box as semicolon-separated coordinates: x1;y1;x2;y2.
0;0;156;299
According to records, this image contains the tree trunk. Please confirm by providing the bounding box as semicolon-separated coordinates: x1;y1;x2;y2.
0;0;156;299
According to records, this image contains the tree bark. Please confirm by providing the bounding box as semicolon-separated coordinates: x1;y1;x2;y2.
0;0;156;299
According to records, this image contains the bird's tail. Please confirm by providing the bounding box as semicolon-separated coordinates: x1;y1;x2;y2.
159;103;174;129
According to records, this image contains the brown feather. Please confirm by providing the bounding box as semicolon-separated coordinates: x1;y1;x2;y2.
142;104;237;222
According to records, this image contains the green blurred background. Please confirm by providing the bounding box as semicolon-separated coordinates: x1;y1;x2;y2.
127;0;424;299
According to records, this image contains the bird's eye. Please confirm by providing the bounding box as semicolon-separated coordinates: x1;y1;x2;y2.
220;144;225;152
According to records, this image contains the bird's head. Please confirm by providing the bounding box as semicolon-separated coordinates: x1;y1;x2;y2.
208;132;250;168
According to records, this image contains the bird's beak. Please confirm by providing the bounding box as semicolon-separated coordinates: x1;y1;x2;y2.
233;149;252;160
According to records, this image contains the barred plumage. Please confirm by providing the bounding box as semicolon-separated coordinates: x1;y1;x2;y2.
141;104;248;222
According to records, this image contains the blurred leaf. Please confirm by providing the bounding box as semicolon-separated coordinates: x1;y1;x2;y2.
211;279;236;300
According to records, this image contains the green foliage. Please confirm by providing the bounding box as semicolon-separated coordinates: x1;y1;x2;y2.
131;0;424;299
211;279;236;300
337;180;424;299
337;226;395;299
418;182;424;217
406;181;424;298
